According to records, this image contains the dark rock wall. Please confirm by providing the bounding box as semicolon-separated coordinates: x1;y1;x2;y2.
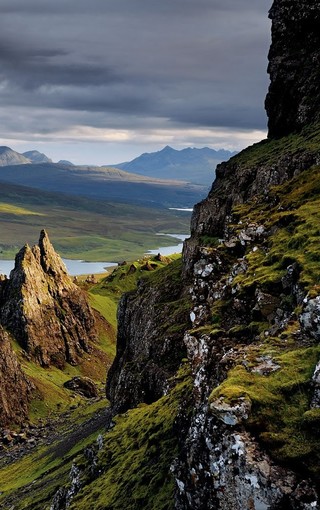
107;262;189;411
266;0;320;138
0;326;34;427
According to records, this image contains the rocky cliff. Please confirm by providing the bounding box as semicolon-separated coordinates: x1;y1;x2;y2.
0;326;34;427
106;258;190;411
103;0;320;508
265;0;320;138
0;230;97;367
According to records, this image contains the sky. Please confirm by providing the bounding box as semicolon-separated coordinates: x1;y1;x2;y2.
0;0;272;165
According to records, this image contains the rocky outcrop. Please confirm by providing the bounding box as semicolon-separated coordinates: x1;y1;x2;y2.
64;376;99;398
183;145;320;277
107;260;190;411
0;326;34;427
0;230;97;367
265;0;320;138
173;414;318;510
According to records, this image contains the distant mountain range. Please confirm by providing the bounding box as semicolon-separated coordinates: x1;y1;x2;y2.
0;144;235;260
0;147;73;167
0;145;236;187
110;145;237;185
0;145;237;209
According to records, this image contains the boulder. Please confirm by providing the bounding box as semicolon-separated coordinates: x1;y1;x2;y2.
63;377;99;398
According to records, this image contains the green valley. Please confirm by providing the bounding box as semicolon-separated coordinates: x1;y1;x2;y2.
0;181;190;261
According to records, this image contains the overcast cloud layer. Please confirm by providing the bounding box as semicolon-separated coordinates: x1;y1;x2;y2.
0;0;271;164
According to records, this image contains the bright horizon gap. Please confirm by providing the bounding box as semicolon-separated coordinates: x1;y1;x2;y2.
0;127;267;167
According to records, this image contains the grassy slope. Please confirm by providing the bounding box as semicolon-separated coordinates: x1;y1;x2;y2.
0;255;183;509
0;364;192;510
0;181;190;261
69;365;192;510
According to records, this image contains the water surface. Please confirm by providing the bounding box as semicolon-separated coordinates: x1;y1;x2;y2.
0;259;116;278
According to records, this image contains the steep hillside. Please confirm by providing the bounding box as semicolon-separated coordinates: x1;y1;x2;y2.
0;230;114;434
112;145;236;186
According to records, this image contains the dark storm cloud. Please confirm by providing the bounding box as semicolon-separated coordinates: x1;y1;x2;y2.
0;0;271;137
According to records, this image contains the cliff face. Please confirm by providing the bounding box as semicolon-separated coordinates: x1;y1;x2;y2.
107;258;190;411
0;326;34;427
0;230;97;367
265;0;320;138
103;1;320;508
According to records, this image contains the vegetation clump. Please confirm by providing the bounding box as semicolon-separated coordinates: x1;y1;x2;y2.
68;364;192;510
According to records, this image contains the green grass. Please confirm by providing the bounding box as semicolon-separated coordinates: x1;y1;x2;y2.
0;411;106;510
231;122;320;169
90;255;180;310
209;346;320;476
0;364;192;510
0;202;45;216
230;163;320;292
9;313;114;424
69;364;192;510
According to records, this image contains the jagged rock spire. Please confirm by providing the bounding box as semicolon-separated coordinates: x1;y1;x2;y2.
0;231;97;367
265;0;320;138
